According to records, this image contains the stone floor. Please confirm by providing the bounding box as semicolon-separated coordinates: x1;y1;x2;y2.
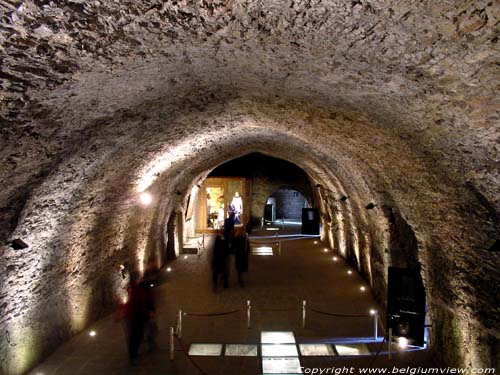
30;223;434;375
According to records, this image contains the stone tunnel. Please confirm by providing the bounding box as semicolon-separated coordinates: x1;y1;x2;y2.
0;0;499;374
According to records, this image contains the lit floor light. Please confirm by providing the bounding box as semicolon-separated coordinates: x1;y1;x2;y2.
89;330;96;337
332;256;338;261
323;248;328;252
314;241;318;244
150;283;154;288
252;246;274;256
139;192;153;206
370;309;377;315
360;286;366;292
183;255;188;259
166;267;172;272
398;337;409;349
347;270;352;275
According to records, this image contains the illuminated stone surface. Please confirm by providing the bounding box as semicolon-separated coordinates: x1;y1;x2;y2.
0;1;499;373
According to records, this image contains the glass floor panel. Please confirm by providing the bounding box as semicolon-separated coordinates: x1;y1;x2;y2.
262;357;302;374
262;344;299;357
252;246;274;255
225;344;258;356
334;343;371;356
298;343;336;356
261;331;296;344
188;343;223;356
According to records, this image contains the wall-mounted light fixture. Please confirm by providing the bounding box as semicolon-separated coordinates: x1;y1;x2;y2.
366;203;376;210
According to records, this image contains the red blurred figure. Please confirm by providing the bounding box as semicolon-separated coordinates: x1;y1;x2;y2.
122;271;157;363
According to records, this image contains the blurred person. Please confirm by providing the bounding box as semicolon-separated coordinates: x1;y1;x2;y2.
233;225;249;287
122;270;156;364
211;231;229;291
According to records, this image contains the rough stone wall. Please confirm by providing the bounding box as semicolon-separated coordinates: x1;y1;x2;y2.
271;189;308;220
0;0;499;373
249;160;313;222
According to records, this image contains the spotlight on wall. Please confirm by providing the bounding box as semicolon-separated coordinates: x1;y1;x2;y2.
366;203;376;210
11;238;29;250
89;330;96;337
139;192;153;206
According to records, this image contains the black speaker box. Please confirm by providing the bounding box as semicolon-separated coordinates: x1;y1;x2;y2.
387;266;426;347
302;208;320;235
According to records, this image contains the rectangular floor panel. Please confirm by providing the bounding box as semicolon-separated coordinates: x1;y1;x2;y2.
334;343;371;356
262;357;303;374
262;344;299;357
225;344;258;356
261;331;296;344
298;343;336;356
188;343;223;356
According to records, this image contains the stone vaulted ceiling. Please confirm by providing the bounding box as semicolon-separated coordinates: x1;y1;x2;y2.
0;0;499;373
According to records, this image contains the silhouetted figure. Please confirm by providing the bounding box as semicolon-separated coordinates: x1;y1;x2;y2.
233;226;249;287
212;233;229;291
223;212;235;244
123;271;156;364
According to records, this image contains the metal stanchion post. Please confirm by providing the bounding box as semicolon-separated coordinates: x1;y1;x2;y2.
388;327;393;359
169;327;174;360
178;309;183;339
247;300;251;329
373;311;378;340
302;300;307;329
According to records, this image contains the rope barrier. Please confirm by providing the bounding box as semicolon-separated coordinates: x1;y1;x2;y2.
174;334;208;375
256;307;300;312
309;308;371;318
368;333;388;367
184;310;242;317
